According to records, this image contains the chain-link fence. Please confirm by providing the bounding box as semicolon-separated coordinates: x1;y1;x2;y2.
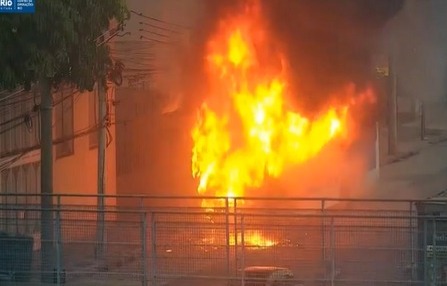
0;194;446;285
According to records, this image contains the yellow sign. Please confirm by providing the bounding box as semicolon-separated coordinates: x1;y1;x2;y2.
373;54;389;77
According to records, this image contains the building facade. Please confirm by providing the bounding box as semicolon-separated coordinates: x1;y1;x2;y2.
112;0;204;202
0;84;117;236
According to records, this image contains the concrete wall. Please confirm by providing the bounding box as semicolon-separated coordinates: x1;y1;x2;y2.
383;0;447;101
115;88;195;201
52;88;117;206
0;88;117;207
113;0;205;199
0;87;117;238
380;0;447;129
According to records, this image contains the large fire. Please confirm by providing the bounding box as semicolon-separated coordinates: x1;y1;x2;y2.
191;3;371;209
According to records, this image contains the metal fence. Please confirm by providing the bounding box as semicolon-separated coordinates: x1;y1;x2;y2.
0;194;446;285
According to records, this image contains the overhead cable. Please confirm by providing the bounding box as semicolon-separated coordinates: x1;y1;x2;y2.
130;10;190;29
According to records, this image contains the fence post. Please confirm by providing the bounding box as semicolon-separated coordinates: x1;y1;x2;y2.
423;218;428;284
420;100;425;141
375;121;381;178
150;212;157;286
5;193;9;233
409;202;415;281
241;215;245;286
141;211;148;286
321;199;326;267
95;194;105;260
225;197;231;279
330;216;335;286
433;218;437;285
139;197;144;211
233;198;238;274
55;196;62;286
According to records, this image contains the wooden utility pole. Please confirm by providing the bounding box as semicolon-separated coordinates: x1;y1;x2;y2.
40;77;55;283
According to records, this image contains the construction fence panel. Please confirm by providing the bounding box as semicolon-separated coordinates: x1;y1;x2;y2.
0;195;445;286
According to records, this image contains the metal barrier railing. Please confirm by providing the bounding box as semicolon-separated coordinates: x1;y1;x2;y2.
0;194;445;285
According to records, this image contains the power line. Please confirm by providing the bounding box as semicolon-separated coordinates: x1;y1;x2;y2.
110;46;155;52
0;86;116;160
0;121;28;137
139;28;171;39
139;35;170;44
109;53;155;59
130;10;190;30
0;86;78;114
0;87;83;146
0;112;30;127
138;21;181;34
0;89;77;129
0;123;103;160
0;88;26;103
95;24;130;46
0;153;27;173
0;94;35;110
52;89;79;107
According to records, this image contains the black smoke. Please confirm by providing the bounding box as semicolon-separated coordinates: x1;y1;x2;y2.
183;0;404;113
261;0;404;111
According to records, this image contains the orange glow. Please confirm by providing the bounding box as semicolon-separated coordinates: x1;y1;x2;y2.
202;230;278;248
192;3;370;208
232;230;277;248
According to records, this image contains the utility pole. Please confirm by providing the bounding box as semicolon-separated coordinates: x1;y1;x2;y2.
375;121;380;178
40;77;55;283
388;54;398;155
96;78;106;259
95;26;123;260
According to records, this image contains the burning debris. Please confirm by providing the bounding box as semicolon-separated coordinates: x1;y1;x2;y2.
201;229;278;249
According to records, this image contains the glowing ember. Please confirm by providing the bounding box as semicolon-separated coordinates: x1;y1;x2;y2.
232;230;277;248
202;230;277;248
192;3;369;208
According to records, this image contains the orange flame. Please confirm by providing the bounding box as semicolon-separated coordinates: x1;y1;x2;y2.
192;3;367;208
202;229;277;248
232;230;277;248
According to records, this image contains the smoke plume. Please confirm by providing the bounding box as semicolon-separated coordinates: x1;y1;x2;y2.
184;0;404;114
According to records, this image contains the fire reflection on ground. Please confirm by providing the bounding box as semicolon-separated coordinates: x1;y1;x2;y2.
200;229;278;249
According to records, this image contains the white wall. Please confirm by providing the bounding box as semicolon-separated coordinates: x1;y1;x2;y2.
381;0;447;102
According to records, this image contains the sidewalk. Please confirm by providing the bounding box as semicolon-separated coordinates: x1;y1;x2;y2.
366;133;447;200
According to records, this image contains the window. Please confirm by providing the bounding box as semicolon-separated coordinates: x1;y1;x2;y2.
0;170;10;232
0;109;10;154
55;87;74;158
0;163;40;235
89;87;98;148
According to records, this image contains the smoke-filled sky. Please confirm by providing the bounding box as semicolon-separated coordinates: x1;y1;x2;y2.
384;0;447;103
184;0;404;113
